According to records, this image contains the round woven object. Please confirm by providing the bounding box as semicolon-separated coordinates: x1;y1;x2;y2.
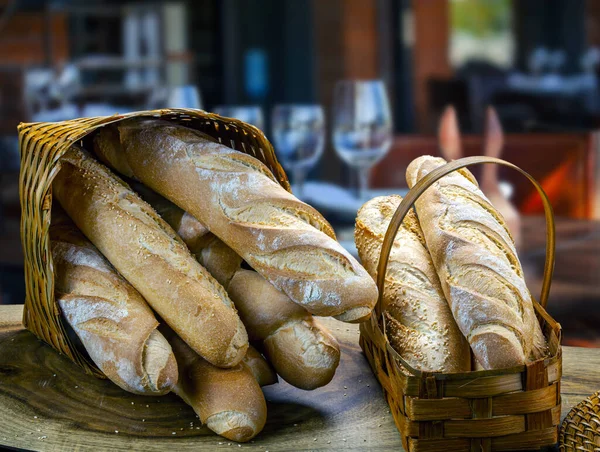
560;391;600;451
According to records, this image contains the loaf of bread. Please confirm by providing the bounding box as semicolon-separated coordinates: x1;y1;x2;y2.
52;146;248;368
406;156;547;369
228;269;341;390
93;120;378;322
355;195;471;372
131;184;341;389
50;208;178;394
165;328;267;442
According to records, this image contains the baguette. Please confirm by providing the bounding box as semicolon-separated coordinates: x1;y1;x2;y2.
132;186;341;389
165;328;267;442
143;187;278;386
355;195;471;372
50;208;178;394
406;156;547;369
52;146;248;368
93;120;377;322
228;269;341;390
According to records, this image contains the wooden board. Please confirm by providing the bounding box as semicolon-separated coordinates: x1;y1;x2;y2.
1;305;599;451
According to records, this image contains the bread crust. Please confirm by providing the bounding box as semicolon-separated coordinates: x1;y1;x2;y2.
94;120;377;321
52;146;248;368
130;181;211;253
355;195;471;372
406;156;547;369
132;182;244;288
228;269;340;390
166;329;267;442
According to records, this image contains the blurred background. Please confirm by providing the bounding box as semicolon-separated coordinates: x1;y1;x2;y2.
1;0;599;347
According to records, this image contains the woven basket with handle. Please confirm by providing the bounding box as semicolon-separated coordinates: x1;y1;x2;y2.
359;156;562;451
18;108;290;378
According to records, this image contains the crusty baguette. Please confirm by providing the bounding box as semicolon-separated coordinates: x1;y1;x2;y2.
243;346;278;387
131;181;211;255
52;146;248;368
406;156;547;369
355;195;471;372
164;328;267;442
93;119;377;322
133;181;244;288
140;186;277;386
50;207;178;394
132;186;341;389
228;270;340;390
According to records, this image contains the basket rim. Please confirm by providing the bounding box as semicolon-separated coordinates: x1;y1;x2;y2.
361;310;561;381
18;108;291;190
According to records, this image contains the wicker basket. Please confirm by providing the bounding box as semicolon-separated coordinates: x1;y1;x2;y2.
559;390;600;451
18;108;290;378
359;156;562;452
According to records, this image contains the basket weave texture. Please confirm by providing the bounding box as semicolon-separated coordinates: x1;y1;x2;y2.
559;391;600;451
359;156;562;452
18;108;290;377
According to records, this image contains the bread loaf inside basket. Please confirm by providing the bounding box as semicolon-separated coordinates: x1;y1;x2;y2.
358;156;562;452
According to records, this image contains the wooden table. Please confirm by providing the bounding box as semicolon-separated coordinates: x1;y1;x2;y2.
1;305;599;451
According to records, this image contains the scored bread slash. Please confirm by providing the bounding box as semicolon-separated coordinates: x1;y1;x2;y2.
52;146;248;368
93;119;378;322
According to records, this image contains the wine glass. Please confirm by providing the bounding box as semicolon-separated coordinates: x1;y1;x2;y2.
166;85;203;109
271;104;325;198
213;105;265;131
332;79;392;201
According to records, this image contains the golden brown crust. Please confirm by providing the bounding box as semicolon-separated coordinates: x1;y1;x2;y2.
92;124;135;178
50;208;178;394
131;181;210;251
195;235;243;288
228;269;341;390
355;195;471;373
131;182;243;288
52;146;248;368
228;270;307;341
130;187;339;389
94;119;377;321
165;329;266;442
406;155;547;369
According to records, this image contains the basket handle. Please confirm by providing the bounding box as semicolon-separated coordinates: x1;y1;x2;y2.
375;156;556;319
